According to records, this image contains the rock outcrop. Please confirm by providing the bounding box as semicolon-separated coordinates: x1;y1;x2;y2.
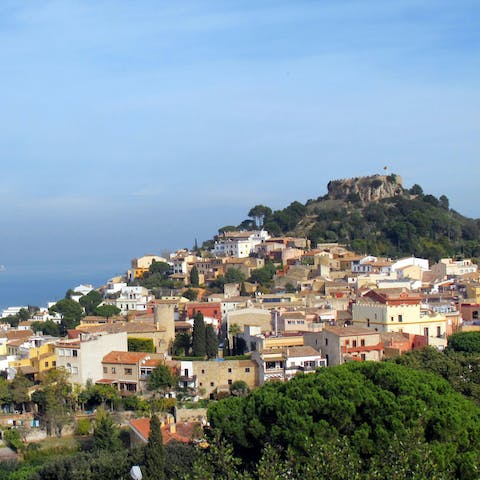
327;174;404;205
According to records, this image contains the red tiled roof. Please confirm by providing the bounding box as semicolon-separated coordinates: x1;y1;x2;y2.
102;351;149;365
129;418;198;444
6;330;33;340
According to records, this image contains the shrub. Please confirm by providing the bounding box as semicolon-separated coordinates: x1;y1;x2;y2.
76;418;91;436
3;429;23;452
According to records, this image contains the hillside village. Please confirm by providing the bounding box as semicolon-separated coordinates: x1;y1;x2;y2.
1;176;480;452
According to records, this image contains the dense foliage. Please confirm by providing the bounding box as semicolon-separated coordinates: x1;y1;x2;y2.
390;346;480;404
207;362;480;479
147;364;177;392
128;337;155;353
447;331;480;353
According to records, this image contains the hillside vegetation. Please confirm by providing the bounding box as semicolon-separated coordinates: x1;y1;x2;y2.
230;174;480;261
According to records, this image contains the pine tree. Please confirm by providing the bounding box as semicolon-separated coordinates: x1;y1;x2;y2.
92;408;122;451
192;312;206;357
143;414;165;480
205;324;218;359
189;266;200;287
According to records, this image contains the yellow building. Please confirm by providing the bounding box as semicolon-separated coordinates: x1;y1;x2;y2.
129;255;168;281
352;289;447;345
9;343;57;381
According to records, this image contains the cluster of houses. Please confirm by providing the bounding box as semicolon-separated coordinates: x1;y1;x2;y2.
1;230;480;442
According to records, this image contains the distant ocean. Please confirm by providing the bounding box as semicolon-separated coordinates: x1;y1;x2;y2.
0;263;125;311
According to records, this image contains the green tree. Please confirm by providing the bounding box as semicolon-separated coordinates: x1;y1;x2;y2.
228;323;241;356
95;384;120;411
248;205;273;228
79;290;103;316
409;184;424;196
49;298;84;333
17;308;31;322
224;268;246;284
10;374;32;413
229;380;249;397
190;266;200;287
144;415;165;480
92;407;122;451
173;332;191;357
183;288;198;301
0;377;12;409
32;369;74;436
147;364;176;392
31;320;60;336
165;442;197;480
248;262;277;288
192;312;206;357
95;304;121;319
205;325;218;359
439;194;450;209
149;261;170;275
448;331;480;353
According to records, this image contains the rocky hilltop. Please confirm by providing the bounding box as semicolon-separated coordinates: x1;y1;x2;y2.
327;174;404;205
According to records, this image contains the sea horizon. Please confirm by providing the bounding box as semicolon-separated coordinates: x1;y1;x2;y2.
0;261;127;312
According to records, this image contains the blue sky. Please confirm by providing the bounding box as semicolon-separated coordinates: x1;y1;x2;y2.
0;0;479;287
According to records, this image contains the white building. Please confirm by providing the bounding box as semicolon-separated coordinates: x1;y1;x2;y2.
213;230;270;258
253;345;326;385
432;258;478;277
55;331;128;385
391;257;429;273
103;286;152;314
1;306;28;319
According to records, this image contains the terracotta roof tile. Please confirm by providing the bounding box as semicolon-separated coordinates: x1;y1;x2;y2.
102;351;149;365
130;418;199;444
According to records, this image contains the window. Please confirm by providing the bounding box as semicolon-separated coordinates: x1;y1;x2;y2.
199;382;203;386
52;361;56;367
228;379;232;385
361;354;366;361
245;367;250;373
111;367;116;374
390;316;394;322
398;315;403;322
124;368;133;375
72;350;78;357
210;382;214;387
103;367;107;374
201;369;205;374
437;326;442;338
361;339;365;347
345;339;349;345
228;368;232;373
352;340;357;347
325;338;328;346
367;319;370;327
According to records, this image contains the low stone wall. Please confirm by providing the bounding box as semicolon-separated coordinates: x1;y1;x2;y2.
174;407;207;423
